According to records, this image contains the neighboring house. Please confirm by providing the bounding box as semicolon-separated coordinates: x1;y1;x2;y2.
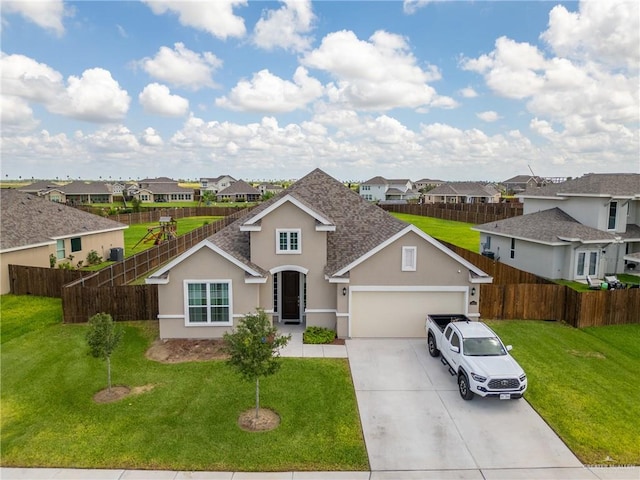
473;173;640;281
19;180;113;204
257;182;284;196
200;175;237;193
59;181;114;204
135;177;194;202
359;176;419;202
423;182;501;204
216;180;261;202
146;169;492;340
503;175;549;195
414;178;444;192
0;190;128;294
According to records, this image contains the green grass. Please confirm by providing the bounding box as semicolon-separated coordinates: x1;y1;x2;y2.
125;216;222;255
487;320;640;465
0;295;368;471
391;213;480;251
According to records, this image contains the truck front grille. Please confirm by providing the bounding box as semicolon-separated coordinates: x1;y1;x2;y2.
488;378;520;390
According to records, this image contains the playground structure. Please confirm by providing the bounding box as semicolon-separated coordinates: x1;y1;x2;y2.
133;216;177;249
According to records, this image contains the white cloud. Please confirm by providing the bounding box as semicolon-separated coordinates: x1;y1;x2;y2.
541;0;639;70
461;0;639;167
50;68;130;122
139;83;189;117
1;54;129;123
253;0;315;52
0;95;39;132
477;111;500;122
302;29;454;111
143;0;246;40
78;125;141;153
215;67;323;113
140;43;222;90
1;53;64;103
140;127;164;147
2;0;67;36
459;87;478;98
403;0;434;15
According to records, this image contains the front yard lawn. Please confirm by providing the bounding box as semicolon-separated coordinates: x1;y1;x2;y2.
391;213;479;251
1;295;368;472
487;320;640;465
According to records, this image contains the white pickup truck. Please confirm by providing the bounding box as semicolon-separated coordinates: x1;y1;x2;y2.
426;314;527;400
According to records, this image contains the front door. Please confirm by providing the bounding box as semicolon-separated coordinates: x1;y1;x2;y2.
282;271;300;323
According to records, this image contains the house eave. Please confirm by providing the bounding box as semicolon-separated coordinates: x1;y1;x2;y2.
239;225;262;232
242;194;334;228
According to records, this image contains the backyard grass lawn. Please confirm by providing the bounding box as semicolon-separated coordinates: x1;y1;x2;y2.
391;213;479;251
125;216;222;256
487;320;640;465
1;295;369;472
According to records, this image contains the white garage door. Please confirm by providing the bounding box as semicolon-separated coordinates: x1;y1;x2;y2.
350;290;466;338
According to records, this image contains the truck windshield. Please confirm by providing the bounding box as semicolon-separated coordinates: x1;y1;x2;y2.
463;337;506;356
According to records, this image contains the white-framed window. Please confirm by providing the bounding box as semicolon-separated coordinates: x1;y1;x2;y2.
184;280;232;326
402;246;417;271
608;201;618;230
56;239;65;260
361;185;371;191
276;229;301;254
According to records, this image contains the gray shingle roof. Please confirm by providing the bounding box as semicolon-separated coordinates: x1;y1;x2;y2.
59;181;112;194
209;169;408;277
473;207;618;244
521;173;640;197
428;182;499;197
217;180;260;195
361;176;388;185
1;190;128;251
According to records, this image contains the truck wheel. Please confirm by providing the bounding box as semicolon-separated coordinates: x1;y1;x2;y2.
427;333;440;357
458;373;474;400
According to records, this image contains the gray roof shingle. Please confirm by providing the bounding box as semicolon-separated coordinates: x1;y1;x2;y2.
1;190;127;251
473;207;618;244
209;169;408;277
521;173;640;197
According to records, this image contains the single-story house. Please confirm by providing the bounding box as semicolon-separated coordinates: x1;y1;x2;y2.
424;182;501;204
216;180;261;202
146;169;492;339
0;190;128;294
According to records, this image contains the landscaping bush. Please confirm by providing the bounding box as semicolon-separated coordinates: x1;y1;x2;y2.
303;326;336;344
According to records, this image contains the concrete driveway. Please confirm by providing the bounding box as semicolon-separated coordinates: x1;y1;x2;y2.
347;338;585;476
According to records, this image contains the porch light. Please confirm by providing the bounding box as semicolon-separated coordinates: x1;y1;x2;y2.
342;287;347;296
471;287;476;296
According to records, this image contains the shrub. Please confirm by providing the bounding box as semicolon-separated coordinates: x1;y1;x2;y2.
86;250;102;266
303;326;336;344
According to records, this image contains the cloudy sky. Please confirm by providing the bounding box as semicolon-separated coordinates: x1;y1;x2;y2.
1;0;638;182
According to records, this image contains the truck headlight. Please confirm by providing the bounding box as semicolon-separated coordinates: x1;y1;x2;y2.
471;373;487;383
519;374;527;382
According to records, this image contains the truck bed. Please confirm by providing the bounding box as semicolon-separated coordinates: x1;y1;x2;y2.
427;314;470;332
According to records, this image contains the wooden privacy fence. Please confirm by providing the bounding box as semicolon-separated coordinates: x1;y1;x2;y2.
380;202;522;224
61;284;158;323
480;284;640;327
75;205;248;225
8;265;92;297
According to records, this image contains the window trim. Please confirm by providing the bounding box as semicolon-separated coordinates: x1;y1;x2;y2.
510;238;516;259
56;239;65;260
183;280;233;326
276;228;302;254
70;237;82;253
402;246;417;271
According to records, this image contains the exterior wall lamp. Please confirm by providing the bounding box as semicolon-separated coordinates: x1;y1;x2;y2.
342;287;347;296
471;287;476;296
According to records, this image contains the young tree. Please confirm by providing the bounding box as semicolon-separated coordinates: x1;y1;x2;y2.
223;310;291;419
86;313;124;392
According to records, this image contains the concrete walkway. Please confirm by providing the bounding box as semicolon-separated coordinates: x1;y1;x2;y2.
2;329;638;480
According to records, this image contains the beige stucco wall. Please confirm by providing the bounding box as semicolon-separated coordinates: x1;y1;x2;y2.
250;201;336;313
1;229;125;295
347;230;480;317
0;245;51;294
55;230;125;267
157;245;261;339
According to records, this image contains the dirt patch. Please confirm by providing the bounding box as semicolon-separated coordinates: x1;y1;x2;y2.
238;408;281;432
146;338;229;363
93;386;131;403
568;349;606;359
93;384;157;404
